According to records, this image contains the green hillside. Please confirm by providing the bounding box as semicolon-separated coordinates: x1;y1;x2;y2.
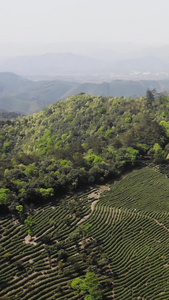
0;91;169;213
89;169;169;299
1;168;169;299
104;167;169;212
1;92;169;298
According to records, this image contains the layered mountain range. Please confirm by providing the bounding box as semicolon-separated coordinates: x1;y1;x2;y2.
1;72;169;114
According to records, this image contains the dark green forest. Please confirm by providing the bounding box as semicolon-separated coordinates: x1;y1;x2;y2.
1;90;169;215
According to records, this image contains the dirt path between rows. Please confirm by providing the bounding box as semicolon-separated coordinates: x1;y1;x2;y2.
77;185;110;224
153;218;169;233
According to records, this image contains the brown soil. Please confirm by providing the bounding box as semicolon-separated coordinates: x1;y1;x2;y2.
24;235;37;245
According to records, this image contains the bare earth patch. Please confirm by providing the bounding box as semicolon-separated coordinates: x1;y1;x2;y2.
24;235;37;245
87;185;110;200
13;219;19;225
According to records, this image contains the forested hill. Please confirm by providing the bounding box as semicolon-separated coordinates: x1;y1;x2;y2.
0;92;169;214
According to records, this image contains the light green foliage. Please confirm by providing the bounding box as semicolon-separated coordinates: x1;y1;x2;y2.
24;216;35;236
85;151;105;166
160;120;169;136
25;216;35;227
85;295;96;300
65;114;74;121
19;188;26;194
60;160;72;167
39;188;54;198
16;205;25;222
16;205;23;213
136;143;149;153
127;147;139;164
71;277;83;294
98;106;106;114
105;129;114;138
71;272;102;299
0;188;10;204
98;125;105;133
35;129;53;155
153;143;166;163
25;164;38;176
125;114;132;123
60;133;66;142
11;179;26;188
2;141;11;152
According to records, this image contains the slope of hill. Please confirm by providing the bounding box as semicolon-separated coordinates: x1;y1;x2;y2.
2;72;169;114
0;91;169;213
62;79;169;99
1;93;169;298
90;167;169;299
1;167;169;299
0;72;77;114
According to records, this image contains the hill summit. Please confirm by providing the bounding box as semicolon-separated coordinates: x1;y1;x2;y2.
0;92;169;213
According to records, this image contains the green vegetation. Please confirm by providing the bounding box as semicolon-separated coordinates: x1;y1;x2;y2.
1;92;169;298
24;216;35;237
0;190;112;299
0;92;169;214
1;168;169;298
0;188;10;205
71;272;103;299
100;167;169;212
87;167;169;299
16;204;25;222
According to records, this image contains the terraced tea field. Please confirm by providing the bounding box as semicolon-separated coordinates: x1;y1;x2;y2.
0;189;113;300
1;167;169;299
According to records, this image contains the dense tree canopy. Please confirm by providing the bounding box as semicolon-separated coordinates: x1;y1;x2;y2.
0;92;169;214
71;272;103;299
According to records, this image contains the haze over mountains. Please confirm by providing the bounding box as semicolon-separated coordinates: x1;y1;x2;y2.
1;42;169;114
1;42;169;82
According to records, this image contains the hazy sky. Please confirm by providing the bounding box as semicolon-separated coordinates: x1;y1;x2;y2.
0;0;169;47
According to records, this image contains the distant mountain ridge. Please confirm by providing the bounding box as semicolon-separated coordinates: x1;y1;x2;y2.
1;72;169;114
0;72;77;114
1;51;169;81
0;52;109;76
64;79;169;99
